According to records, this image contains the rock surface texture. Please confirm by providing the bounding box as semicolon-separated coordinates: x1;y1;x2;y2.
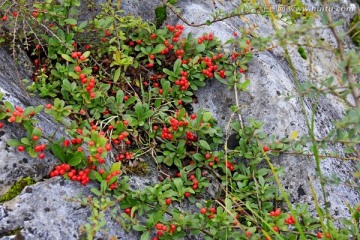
0;0;359;239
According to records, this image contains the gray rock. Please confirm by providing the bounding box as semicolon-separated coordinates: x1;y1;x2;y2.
171;0;360;221
0;47;62;196
0;177;140;240
0;0;359;239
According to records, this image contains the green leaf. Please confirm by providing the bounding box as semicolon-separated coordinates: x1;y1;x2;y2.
32;128;42;137
61;54;75;63
133;224;147;231
163;68;174;77
90;188;102;196
173;178;183;194
64;18;77;25
202;112;212;122
140;231;150;240
20;138;31;146
82;51;91;59
110;162;121;174
51;144;66;162
199;140;211;151
196;43;206;52
4;101;14;112
114;68;120;82
151;44;165;54
116;90;124;104
68;152;83;166
78;21;88;29
193;153;205;161
225;198;232;211
173;59;181;75
89;170;103;182
7;139;21;147
27;148;37;158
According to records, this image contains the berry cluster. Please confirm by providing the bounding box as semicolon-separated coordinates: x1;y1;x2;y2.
115;151;133;161
201;56;221;78
199;207;217;219
49;163;71;177
153;222;177;238
174;70;190;91
269;208;281;217
161;127;173;140
225;161;235;171
105;170;121;190
49;164;90;186
169;117;188;131
284;215;296;225
6;106;34;123
197;33;214;44
67;168;91;186
71;51;87;61
186;131;197;142
166;24;184;42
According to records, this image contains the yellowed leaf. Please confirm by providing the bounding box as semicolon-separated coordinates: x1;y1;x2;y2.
291;130;298;140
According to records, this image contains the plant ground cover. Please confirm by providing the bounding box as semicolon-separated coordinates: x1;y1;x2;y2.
0;0;359;239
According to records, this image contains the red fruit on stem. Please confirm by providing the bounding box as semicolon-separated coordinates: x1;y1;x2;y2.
17;146;25;152
32;11;39;18
32;135;39;141
165;198;172;205
263;145;270;152
74;66;81;73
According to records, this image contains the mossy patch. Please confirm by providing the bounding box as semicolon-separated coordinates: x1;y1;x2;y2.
350;14;360;47
0;227;24;239
123;162;150;176
155;5;167;28
0;177;35;203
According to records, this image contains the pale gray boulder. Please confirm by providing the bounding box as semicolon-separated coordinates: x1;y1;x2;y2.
0;0;359;239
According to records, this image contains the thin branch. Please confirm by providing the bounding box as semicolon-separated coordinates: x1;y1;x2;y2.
162;0;246;28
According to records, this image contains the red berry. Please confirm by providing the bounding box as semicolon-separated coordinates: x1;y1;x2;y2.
205;153;211;159
124;208;131;215
317;232;322;239
200;208;206;214
263;145;270;152
184;192;191;198
190;114;196;120
0;122;3;128
45;104;52;109
165;198;172;205
39;153;45;159
17;146;25;152
32;135;39;141
74;66;81;73
2;15;8;21
32;11;39;18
